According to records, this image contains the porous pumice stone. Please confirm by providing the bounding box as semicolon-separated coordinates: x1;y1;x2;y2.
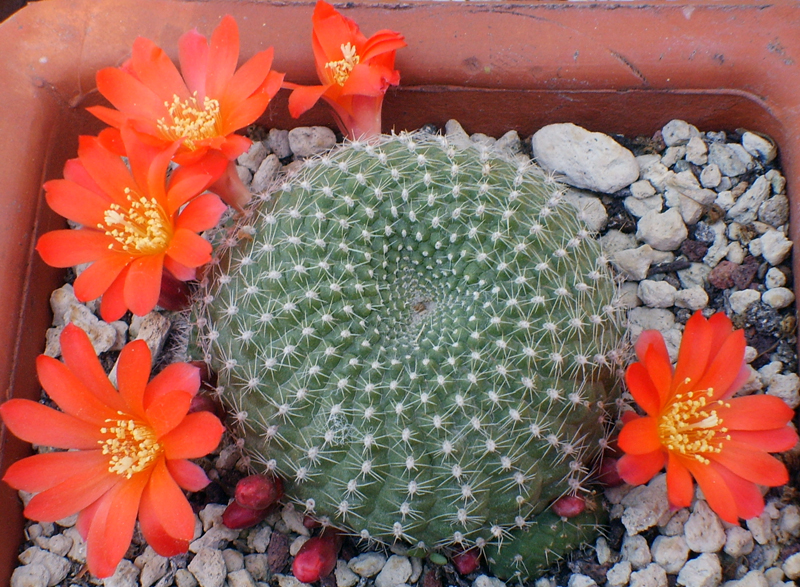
192;132;624;580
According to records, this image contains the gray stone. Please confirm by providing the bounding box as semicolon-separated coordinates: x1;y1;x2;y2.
716;190;736;211
375;555;412;587
276;574;311;587
595;536;614;566
765;267;787;289
251;154;281;193
189;522;240;553
625;195;663;218
267;128;292;159
10;565;50;587
759;362;784;387
349;552;387;577
176;569;199;587
677;553;722;587
445;119;472;149
18;547;70;586
763;567;784;587
651;535;689;574
685;501;726;553
46;285;118;357
599;229;638;255
39;534;72;557
724;526;755;557
607;561;632;587
247;524;272;553
729;290;762;315
474;575;507;587
726;241;746;264
637;280;676;308
742;132;777;163
662;120;700;146
621;474;670;535
495;130;524;156
759;230;793;265
617;281;641;309
630;179;657;199
630;564;668;587
747;508;777;545
288;126;337;158
636;208;688;251
660;508;690;536
567;575;597;587
244;554;270;582
611;245;657;281
228;570;258;587
289;536;309;557
237;141;269;172
685;136;709;165
222;549;245;573
758;194;789;227
103;560;140;587
703;221;730;268
62;527;85;563
766;373;800;409
779;504;800;538
762;287;794;309
727;176;770;225
136;547;169;587
708;142;751;177
621;534;651;570
674;287;708;311
638;156;671;192
662;146;686;167
281;506;310;536
335;560;360;587
726;570;769;587
766;169;786;193
188;548;227;587
783;552;800;580
700;164;722;188
531;123;639;193
677;263;711;290
563;189;609;232
236;164;253;186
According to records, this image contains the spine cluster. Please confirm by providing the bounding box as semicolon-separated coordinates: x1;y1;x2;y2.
192;132;623;578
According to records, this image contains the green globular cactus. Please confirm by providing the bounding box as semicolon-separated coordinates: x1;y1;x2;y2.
192;132;622;579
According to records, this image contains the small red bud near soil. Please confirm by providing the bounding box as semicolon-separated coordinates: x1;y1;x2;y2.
598;458;624;487
552;495;586;518
187;393;227;422
451;548;480;575
304;515;321;529
157;269;193;311
222;500;269;529
234;474;284;510
292;530;344;583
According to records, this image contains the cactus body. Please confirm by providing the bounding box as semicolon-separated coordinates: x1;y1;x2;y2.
193;133;622;578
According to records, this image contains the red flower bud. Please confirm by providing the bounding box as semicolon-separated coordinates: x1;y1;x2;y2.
222;500;269;529
304;515;321;529
451;548;480;575
551;495;586;518
235;474;284;511
598;458;624;487
187;393;227;422
157;269;193;311
292;530;344;583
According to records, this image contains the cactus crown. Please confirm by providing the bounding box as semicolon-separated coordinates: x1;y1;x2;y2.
192;131;623;579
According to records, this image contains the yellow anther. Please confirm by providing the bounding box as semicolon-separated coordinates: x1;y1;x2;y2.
157;93;221;149
658;388;725;464
101;191;171;255
98;415;162;478
325;42;360;86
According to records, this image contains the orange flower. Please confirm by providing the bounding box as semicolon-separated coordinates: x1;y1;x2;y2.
0;324;225;578
36;126;227;322
286;0;406;140
617;311;798;523
88;15;284;209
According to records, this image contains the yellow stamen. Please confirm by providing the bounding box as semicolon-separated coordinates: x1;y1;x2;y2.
99;414;162;478
157;92;221;149
658;388;726;465
98;188;171;254
325;42;360;86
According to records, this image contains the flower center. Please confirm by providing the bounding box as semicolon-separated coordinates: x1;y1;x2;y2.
157;93;221;150
99;414;162;478
99;188;171;255
658;384;730;464
325;42;360;86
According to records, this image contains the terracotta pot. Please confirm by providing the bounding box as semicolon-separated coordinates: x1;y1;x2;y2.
1;0;799;580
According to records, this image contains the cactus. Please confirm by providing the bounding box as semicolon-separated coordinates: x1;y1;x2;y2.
192;131;622;579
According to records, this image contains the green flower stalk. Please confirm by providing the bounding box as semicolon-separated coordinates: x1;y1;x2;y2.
192;132;623;579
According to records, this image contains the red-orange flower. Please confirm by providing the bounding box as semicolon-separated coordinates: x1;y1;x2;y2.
36;126;227;322
617;311;798;523
0;324;225;578
286;0;406;140
88;15;284;209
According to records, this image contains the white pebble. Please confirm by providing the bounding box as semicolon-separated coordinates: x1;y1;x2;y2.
662;120;700;146
651;535;689;574
677;553;722;587
10;565;50;587
674;287;709;310
747;508;776;545
684;501;726;553
636;208;688;251
742;131;777;163
630;563;668;587
767;373;800;409
621;534;651;570
607;562;632;587
227;570;258;587
567;575;597;587
724;526;755;557
783;553;800;580
700;164;722;188
188;548;227;587
375;555;412;587
336;560;360;587
759;230;793;265
765;267;787;289
762;287;794;309
637;280;676;308
349;552;387;577
621;474;670;535
729;290;761;315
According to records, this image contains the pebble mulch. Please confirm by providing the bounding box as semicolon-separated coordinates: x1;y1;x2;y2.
10;118;800;587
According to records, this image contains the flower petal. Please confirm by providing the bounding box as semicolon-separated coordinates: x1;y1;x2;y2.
359;30;406;62
223;91;278;135
710;461;765;521
116;339;152;418
87;105;127;129
162;411;225;459
288;84;330;118
206;15;240;99
44;179;109;227
0;400;103;451
165;228;213;269
36;230;109;268
165;459;211;492
693;328;746;398
36;355;118;424
618;416;662;455
23;466;119;522
3;450;109;493
130;36;189;103
682;458;739;524
96;66;168;123
727;427;799;452
144;362;201;408
146;390;194;437
60;324;123;410
643;343;673;404
139;458;196;551
73;253;133;303
616;450;666;486
340;64;393;97
222;47;274;109
124;254;165;316
166;171;215;214
625;362;662;417
174;193;226;233
709;440;789;487
163;257;197;282
716;395;795;431
100;266;131;322
666;453;694;510
178;28;209;97
672;311;712;389
634;329;670;365
77;135;138;206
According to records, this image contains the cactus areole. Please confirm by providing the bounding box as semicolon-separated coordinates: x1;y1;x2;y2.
192;132;623;579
